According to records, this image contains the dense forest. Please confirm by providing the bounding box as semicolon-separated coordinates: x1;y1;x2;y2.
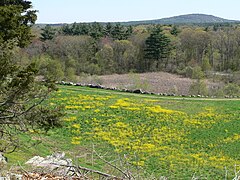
17;22;240;88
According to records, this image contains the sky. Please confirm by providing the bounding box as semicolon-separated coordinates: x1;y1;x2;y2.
31;0;240;23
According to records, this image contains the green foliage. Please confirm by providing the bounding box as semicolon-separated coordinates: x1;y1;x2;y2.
65;67;77;81
0;41;62;153
60;22;133;40
111;23;126;40
223;83;240;96
192;66;205;79
231;71;240;85
45;35;96;76
37;55;64;81
61;24;72;35
0;0;37;47
113;40;138;73
202;56;211;71
144;25;171;70
9;85;239;179
104;23;113;36
0;0;62;153
95;44;115;74
126;72;150;90
170;25;180;36
189;79;208;95
20;23;240;80
89;22;104;40
181;66;193;78
40;25;56;41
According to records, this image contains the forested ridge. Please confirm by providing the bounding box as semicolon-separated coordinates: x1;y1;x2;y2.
25;22;240;83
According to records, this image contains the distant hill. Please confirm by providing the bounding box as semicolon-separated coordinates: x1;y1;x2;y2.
121;14;239;25
36;14;239;27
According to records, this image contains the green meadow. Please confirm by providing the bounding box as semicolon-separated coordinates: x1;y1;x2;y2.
7;86;240;179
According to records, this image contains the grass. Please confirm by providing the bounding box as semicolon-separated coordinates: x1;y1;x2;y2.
6;85;240;179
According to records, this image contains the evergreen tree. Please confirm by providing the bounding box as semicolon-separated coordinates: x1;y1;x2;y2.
79;23;90;35
144;25;171;70
0;0;37;47
89;22;104;39
170;25;180;36
61;24;72;35
125;25;133;39
40;25;56;41
71;22;78;35
104;23;113;37
0;0;62;153
111;23;125;40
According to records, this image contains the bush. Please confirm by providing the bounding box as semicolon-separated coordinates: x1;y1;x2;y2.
185;66;193;78
202;57;211;71
38;56;64;81
232;71;240;85
223;83;240;96
189;80;208;96
176;66;193;77
192;66;205;79
65;67;76;81
177;66;205;80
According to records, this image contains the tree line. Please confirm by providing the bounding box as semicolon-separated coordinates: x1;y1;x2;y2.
26;23;240;83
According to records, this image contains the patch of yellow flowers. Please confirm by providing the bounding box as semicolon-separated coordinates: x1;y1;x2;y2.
52;90;240;175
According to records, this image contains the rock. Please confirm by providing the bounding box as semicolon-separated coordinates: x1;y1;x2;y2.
133;89;143;94
89;84;102;89
75;83;84;86
125;89;133;93
25;156;45;165
121;88;128;92
143;91;150;94
6;173;22;180
0;153;7;169
25;152;73;175
51;152;65;159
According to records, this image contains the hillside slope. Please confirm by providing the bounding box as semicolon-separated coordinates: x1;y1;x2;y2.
122;14;238;25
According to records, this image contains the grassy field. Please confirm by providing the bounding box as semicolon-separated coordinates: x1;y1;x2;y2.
6;85;240;179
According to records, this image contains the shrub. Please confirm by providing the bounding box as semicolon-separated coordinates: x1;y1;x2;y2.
185;66;193;78
223;83;240;96
192;66;205;79
189;80;208;96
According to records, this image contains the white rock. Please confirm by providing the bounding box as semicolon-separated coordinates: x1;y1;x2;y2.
25;156;45;165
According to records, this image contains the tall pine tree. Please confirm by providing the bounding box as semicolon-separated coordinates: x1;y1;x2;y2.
0;0;37;47
144;25;171;70
40;25;56;41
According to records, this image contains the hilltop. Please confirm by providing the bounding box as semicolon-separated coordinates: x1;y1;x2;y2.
122;13;238;25
36;14;239;26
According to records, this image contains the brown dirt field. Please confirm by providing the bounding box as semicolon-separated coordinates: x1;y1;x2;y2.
78;72;221;95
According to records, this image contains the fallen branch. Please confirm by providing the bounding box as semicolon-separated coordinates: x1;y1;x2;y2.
51;163;123;179
93;149;133;179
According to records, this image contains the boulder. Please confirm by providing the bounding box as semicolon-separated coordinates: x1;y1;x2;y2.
0;153;7;168
25;152;73;175
133;89;143;94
